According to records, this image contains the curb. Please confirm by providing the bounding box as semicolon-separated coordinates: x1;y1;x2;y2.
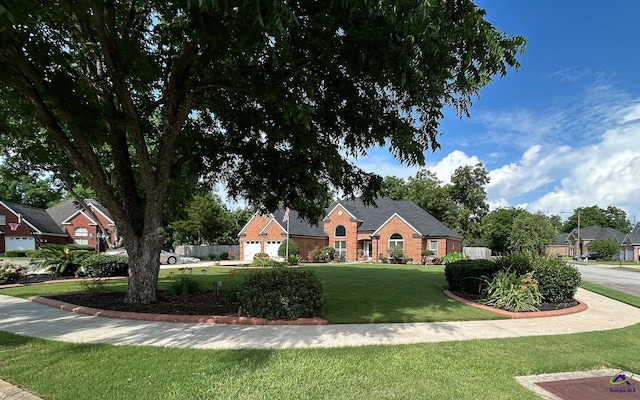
443;290;588;318
28;296;328;326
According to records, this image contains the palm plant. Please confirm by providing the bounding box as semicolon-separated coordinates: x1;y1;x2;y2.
30;244;93;276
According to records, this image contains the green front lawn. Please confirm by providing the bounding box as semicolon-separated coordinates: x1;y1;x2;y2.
1;323;639;399
1;264;505;323
1;266;640;399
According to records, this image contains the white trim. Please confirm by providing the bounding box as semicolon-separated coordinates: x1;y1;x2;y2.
61;210;98;225
258;217;286;236
88;204;115;225
237;212;261;236
371;213;422;237
323;203;360;222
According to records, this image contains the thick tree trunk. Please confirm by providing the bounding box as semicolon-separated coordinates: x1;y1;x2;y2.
124;227;163;304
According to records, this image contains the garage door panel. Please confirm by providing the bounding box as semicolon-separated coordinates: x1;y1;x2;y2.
244;241;261;261
6;236;36;251
264;241;282;260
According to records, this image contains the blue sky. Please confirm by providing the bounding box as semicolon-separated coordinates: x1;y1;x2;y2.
351;0;640;223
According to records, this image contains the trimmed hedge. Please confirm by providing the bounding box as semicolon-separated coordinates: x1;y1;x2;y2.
493;252;534;276
3;250;27;258
444;260;500;294
238;268;325;320
532;257;581;303
80;254;129;277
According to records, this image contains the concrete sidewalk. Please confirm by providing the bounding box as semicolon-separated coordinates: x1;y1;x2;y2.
1;288;640;350
2;288;640;399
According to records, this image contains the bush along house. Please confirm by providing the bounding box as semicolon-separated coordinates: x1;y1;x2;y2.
0;198;116;254
238;197;463;263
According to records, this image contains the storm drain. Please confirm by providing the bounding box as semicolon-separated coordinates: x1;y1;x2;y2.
516;369;639;400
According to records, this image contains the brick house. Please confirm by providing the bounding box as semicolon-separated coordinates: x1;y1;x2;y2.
0;199;115;254
545;225;640;262
238;198;462;263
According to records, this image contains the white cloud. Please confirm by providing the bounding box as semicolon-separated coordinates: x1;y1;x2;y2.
486;115;640;220
426;150;481;184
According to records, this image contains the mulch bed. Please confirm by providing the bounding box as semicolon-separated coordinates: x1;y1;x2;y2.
450;291;579;312
45;290;241;316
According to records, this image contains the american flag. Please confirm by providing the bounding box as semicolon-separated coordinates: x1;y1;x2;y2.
283;207;290;222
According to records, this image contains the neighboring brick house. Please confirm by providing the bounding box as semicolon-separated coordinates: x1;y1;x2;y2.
545;232;572;257
545;225;640;262
238;198;463;263
0;199;115;254
618;223;640;262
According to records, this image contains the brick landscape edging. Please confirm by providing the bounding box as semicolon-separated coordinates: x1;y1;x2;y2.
28;296;328;325
443;290;587;318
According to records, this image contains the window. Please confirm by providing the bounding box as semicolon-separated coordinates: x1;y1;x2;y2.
335;225;346;237
74;227;88;245
334;241;346;259
429;240;439;257
389;233;403;250
0;215;5;225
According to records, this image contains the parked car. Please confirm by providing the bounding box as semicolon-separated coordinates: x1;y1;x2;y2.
573;253;598;261
104;248;179;265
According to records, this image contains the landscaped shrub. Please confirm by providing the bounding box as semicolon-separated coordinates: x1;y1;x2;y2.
29;244;93;276
532;257;581;303
309;246;325;262
238;268;325;320
493;252;534;276
480;270;542;312
388;245;404;263
322;246;335;261
80;254;129;277
440;252;466;264
444;259;500;294
286;255;302;265
251;253;271;268
0;262;28;284
4;250;27;258
278;239;299;258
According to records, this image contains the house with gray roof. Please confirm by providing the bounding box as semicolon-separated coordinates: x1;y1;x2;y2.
0;199;115;254
238;197;462;263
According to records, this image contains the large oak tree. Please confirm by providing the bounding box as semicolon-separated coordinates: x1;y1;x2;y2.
0;1;525;303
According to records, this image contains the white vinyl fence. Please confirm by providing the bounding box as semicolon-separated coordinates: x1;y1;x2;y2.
463;247;492;260
175;245;239;259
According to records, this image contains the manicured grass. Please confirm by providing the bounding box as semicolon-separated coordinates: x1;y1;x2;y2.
1;324;640;399
312;264;504;323
1;264;504;323
1;266;639;398
581;281;640;308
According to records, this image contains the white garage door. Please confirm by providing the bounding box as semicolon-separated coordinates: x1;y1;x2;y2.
5;236;36;251
244;241;261;261
264;241;282;260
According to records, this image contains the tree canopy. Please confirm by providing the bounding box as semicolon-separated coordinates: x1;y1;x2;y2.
560;206;632;233
0;1;525;303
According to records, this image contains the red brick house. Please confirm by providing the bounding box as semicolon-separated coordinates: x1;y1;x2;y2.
0;199;115;254
238;198;463;262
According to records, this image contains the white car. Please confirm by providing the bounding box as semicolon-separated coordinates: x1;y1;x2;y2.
104;248;179;265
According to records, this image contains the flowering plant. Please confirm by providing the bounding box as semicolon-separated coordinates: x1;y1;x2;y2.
0;262;28;284
480;270;542;312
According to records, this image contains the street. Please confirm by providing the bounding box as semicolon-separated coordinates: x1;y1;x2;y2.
576;263;640;297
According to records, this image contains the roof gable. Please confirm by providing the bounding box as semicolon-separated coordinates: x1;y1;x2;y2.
0;201;66;234
372;213;422;237
338;197;461;238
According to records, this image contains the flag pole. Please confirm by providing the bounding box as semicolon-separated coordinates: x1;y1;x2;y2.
283;207;290;261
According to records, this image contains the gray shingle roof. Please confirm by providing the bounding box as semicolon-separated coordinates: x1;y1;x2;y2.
337;198;462;238
271;209;327;237
548;233;570;246
573;226;624;241
623;233;640;245
2;201;66;234
46;198;112;228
